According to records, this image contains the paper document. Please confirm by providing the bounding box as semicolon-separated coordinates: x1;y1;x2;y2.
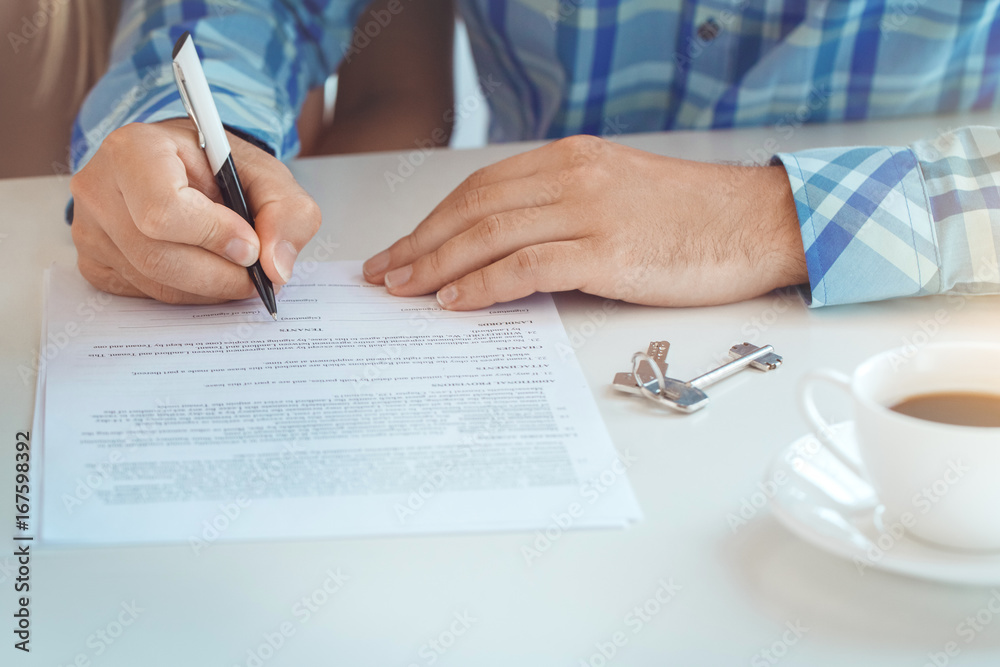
36;262;641;544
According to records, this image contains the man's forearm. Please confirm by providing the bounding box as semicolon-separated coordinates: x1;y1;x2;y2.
71;0;365;172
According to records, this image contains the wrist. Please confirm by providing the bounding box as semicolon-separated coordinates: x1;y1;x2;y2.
748;165;808;292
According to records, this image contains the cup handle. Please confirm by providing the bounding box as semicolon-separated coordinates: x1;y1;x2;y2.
798;368;867;480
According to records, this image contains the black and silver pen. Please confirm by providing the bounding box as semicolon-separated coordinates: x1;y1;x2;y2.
171;31;277;320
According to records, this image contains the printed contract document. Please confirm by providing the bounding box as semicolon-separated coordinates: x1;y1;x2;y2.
36;263;641;544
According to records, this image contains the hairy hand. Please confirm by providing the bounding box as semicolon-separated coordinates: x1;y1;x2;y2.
70;118;320;303
363;135;807;310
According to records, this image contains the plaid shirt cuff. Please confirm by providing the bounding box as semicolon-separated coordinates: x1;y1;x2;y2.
71;62;288;173
910;126;1000;296
776;126;1000;307
774;145;939;307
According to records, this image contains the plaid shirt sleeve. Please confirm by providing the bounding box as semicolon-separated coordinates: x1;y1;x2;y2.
70;0;365;172
774;126;1000;307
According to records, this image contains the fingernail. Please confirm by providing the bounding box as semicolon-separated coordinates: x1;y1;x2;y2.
384;264;413;289
274;240;298;283
363;250;390;277
225;238;258;267
437;285;458;307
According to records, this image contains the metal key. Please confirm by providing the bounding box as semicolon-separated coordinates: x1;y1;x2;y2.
612;340;669;391
688;342;783;390
613;341;782;413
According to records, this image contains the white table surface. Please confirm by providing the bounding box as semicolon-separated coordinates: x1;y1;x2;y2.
2;111;1000;666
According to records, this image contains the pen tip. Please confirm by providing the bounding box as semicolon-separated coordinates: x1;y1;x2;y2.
271;312;278;321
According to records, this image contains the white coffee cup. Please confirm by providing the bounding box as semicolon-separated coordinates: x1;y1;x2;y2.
799;342;1000;551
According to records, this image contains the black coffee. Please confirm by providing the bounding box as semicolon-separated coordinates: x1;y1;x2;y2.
890;392;1000;428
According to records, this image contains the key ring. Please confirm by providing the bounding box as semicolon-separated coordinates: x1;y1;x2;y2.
631;352;668;406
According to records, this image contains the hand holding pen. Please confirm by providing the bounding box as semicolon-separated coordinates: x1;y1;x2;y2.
171;31;277;318
69;41;320;307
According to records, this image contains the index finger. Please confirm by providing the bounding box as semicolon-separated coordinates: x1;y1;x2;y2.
363;148;560;282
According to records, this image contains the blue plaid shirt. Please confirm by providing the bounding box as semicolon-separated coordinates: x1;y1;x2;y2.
72;0;1000;306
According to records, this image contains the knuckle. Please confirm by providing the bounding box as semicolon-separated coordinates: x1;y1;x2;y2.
68;171;89;201
136;244;179;282
78;258;139;299
557;133;605;157
215;271;251;300
135;196;173;239
511;246;544;280
473;270;494;301
296;195;322;235
477;214;506;250
69;165;102;205
465;168;488;192
76;258;105;291
555;135;607;178
147;283;188;305
426;249;445;276
101;126;129;155
531;179;560;207
402;231;422;258
69;214;88;244
457;187;484;221
134;185;179;244
103;123;145;155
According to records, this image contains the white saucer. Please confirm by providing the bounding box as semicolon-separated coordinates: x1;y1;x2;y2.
767;423;1000;586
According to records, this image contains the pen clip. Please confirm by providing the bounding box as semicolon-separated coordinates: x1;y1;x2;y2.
172;61;206;149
